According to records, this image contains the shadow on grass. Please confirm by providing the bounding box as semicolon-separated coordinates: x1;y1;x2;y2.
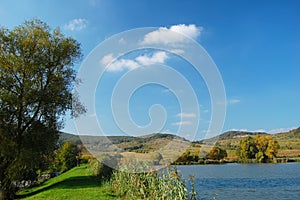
16;175;103;198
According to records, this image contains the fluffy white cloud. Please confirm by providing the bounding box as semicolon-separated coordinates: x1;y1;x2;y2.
170;24;201;39
64;18;88;31
176;112;196;118
102;51;169;72
141;24;203;45
101;53;114;65
135;51;168;65
106;59;139;72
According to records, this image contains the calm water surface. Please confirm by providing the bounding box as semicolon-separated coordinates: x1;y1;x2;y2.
177;162;300;200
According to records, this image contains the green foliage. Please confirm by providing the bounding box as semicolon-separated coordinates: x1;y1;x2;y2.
88;155;119;181
237;136;280;162
110;163;190;200
0;19;84;199
207;146;227;160
236;136;258;160
55;142;79;173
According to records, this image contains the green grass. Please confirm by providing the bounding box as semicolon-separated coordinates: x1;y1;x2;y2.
17;165;115;200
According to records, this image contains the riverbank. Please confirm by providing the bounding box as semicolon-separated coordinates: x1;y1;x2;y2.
17;165;115;200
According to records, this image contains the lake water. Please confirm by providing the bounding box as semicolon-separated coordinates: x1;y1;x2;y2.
177;162;300;200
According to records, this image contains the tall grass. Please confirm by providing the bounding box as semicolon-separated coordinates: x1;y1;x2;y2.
109;160;196;200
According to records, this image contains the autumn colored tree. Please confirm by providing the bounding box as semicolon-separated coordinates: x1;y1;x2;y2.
237;135;280;162
207;146;227;160
0;19;84;199
254;135;280;162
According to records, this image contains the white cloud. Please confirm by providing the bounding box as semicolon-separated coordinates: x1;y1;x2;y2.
172;121;192;126
106;59;139;72
170;24;202;39
135;51;168;65
176;112;196;118
253;129;266;133
268;127;297;134
228;99;240;104
64;18;88;31
141;24;203;45
226;127;298;134
101;53;114;66
227;128;248;132
102;51;169;72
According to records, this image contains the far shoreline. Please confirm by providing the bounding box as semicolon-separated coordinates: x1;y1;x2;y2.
172;156;300;166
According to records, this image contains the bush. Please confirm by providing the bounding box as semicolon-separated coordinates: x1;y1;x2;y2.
88;155;119;181
55;142;79;173
80;155;94;164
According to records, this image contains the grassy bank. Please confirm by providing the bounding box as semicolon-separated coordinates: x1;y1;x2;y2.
17;165;115;200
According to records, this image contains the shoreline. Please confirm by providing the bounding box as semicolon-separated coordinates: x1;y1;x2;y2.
172;156;300;166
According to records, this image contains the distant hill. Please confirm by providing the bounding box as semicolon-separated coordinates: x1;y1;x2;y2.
272;127;300;140
205;131;268;141
59;127;300;160
58;132;188;153
58;132;81;146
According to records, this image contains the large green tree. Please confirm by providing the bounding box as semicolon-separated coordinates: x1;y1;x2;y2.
236;136;258;161
0;19;84;199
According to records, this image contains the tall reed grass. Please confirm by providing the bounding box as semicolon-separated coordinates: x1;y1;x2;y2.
109;160;196;200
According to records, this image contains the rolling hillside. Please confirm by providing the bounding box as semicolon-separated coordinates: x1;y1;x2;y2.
59;127;300;161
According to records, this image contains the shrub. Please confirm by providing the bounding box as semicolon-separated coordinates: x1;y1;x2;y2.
88;155;119;181
55;142;79;173
80;154;94;164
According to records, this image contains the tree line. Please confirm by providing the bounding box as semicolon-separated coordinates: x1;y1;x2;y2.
174;135;280;164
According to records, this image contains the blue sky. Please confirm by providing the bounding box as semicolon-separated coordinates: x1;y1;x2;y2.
1;0;299;140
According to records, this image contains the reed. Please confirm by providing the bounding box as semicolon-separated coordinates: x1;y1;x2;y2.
110;160;195;200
